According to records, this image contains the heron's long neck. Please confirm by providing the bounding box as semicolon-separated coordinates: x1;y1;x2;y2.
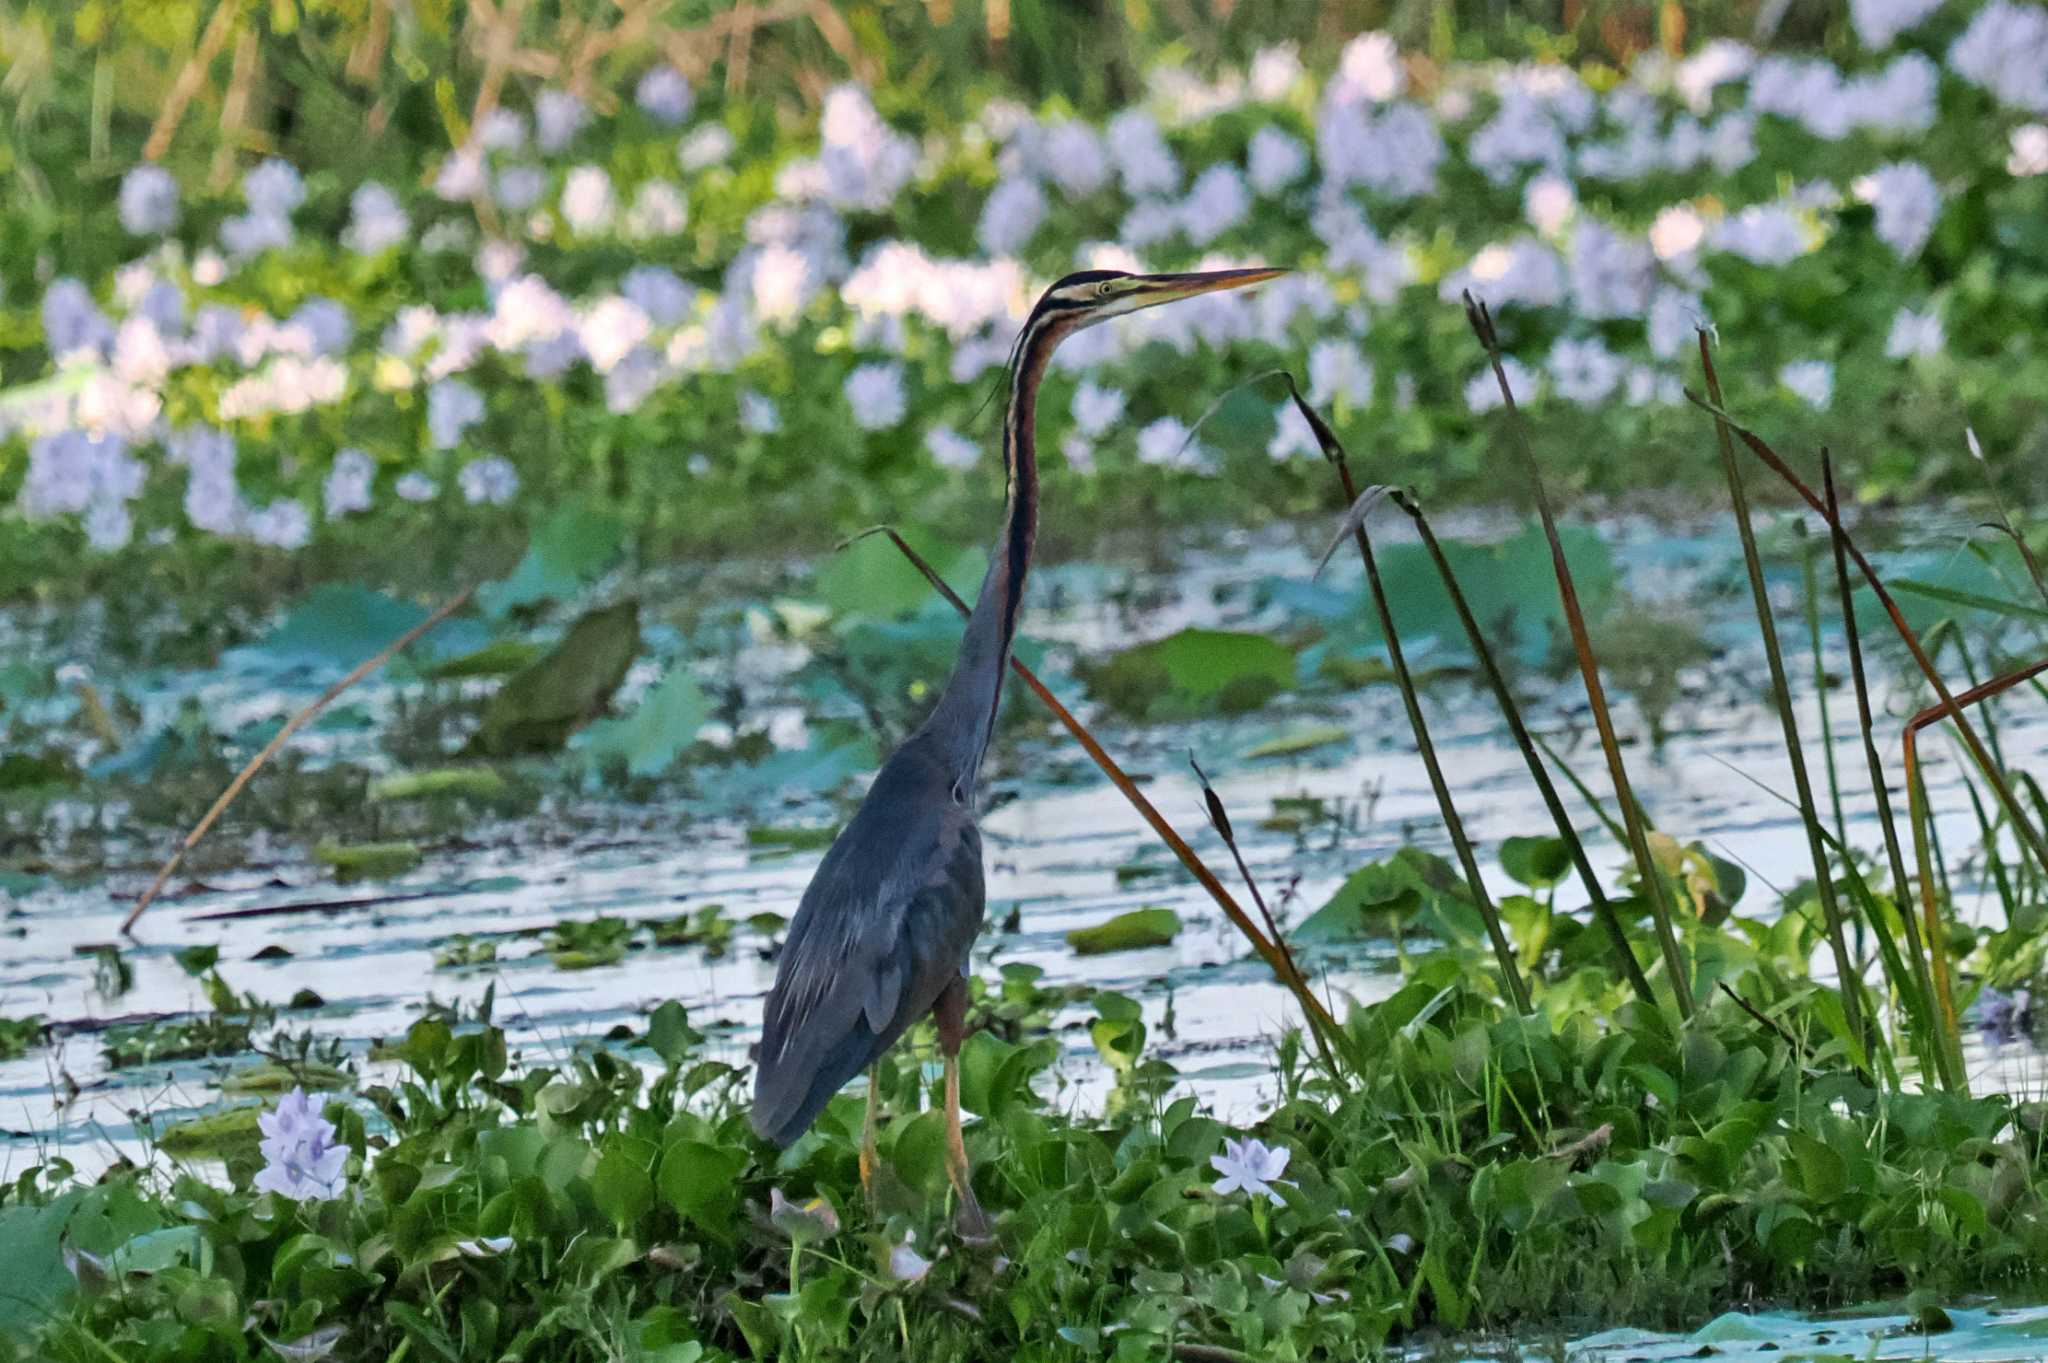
921;327;1049;787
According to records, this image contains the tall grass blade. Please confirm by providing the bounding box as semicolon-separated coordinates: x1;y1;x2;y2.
1467;294;1693;1019
1684;390;2048;882
1697;333;1868;1063
1390;491;1657;1007
852;525;1358;1071
1800;538;1849;851
1283;376;1531;1014
1823;455;1932;1041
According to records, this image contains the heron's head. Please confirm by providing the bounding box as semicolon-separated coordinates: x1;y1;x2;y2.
1033;266;1287;332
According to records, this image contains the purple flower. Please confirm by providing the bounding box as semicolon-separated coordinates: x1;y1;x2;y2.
243;158;306;217
247;498;313;550
42;279;113;358
324;448;375;518
1210;1136;1293;1206
535;90;587;152
118;164;181;236
427;379;485;449
621;265;694;326
254;1088;347;1201
292;299;354;356
636;67;693;125
458;455;519;505
344;183;410;255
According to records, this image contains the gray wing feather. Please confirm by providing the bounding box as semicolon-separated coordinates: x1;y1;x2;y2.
751;735;984;1144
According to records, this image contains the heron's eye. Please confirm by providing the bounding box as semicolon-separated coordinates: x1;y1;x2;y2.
1096;281;1114;298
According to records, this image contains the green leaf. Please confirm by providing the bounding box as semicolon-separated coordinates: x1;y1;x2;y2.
1500;836;1571;890
592;1145;655;1234
1081;628;1298;720
1065;907;1181;955
478;500;627;617
173;944;220;977
657;1139;746;1237
1891;578;2048;624
643;1001;701;1069
419;638;546;680
467;601;641;757
1242;724;1351;759
575;664;709;777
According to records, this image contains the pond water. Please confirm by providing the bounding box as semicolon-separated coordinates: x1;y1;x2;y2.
4;509;2045;1197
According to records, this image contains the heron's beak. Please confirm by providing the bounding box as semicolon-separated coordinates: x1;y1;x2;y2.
1128;266;1288;307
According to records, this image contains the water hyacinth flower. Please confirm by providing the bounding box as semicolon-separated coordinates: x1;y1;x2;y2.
118;163;180;236
1136;415;1206;471
768;1188;840;1243
1267;400;1320;461
622;266;695;327
678;125;736;172
843;362;907;430
1106;108;1180;197
455;1236;515;1258
495;165;548;214
254;1088;347;1200
1246;127;1308;196
434;147;488;201
248;498;313;550
978;178;1047;257
1180;164;1250;245
535;90;589;152
1948;2;2048;114
624;181;689;239
560;166;616;235
1070;381;1126;438
459;456;520;506
926;425;980;471
324;448;375;518
885;1238;932;1285
738;391;781;435
1307;339;1373;409
1039;120;1111;199
220;210;292;258
43;278;114;358
1885;307;1944;359
395;472;438;502
1854;162;1941;260
636;66;693;125
342;182;409;255
244;158;306;217
476;107;527;151
1523;173;1576;236
578;296;652;374
2011;124;2048;177
427;379;486;449
1210;1135;1293;1206
1779;359;1834;410
1548;336;1625;404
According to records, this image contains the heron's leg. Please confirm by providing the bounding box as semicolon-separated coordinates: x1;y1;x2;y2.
859;1061;881;1207
934;976;990;1237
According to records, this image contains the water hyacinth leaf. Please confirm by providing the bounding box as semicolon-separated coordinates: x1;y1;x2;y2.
156;1104;266;1155
478;499;627;617
466;600;640;757
367;767;507;801
1500;836;1571;890
1065;907;1182;955
229;584;478;678
1295;848;1464;942
1242;724;1351;759
591;1145;655;1234
0;1191;90;1343
817;529;982;620
574;663;710;777
314;840;422;882
1081;628;1297;720
419;639;546;680
657;1140;745;1236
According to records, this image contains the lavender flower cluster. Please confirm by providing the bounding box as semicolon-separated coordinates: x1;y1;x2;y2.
6;4;2046;555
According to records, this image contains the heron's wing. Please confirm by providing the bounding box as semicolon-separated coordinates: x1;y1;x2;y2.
751;739;984;1145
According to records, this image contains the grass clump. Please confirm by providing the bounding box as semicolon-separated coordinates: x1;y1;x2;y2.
7;942;2048;1362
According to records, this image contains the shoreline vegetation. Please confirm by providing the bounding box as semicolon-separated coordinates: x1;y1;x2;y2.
4;2;2048;1358
4;340;2047;1360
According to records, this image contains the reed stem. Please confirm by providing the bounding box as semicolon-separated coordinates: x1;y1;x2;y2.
1698;334;1867;1065
1467;295;1693;1018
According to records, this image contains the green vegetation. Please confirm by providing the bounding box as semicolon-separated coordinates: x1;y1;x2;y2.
2;345;2044;1360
